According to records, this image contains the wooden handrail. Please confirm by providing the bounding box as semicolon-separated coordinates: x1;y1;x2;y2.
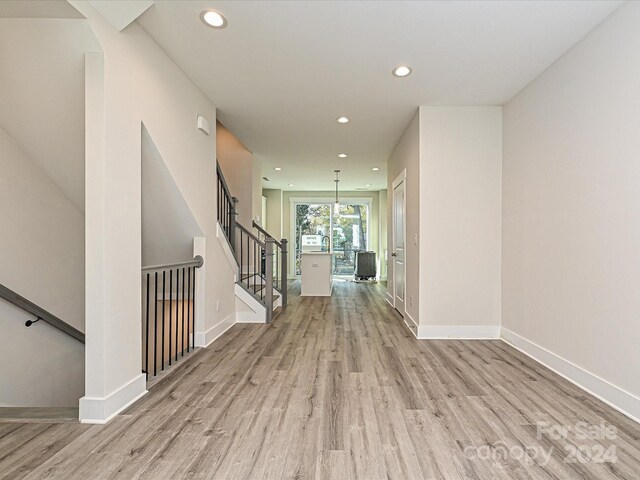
0;283;85;343
252;221;282;248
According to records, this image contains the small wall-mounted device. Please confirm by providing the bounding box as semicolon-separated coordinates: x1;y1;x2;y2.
196;115;210;135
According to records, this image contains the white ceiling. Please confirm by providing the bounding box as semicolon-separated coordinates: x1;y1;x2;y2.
0;15;99;212
0;0;84;19
137;1;621;192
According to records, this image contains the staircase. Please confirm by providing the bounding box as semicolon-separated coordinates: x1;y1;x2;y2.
217;163;287;322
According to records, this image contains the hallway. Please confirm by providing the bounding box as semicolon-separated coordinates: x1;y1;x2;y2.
1;281;639;479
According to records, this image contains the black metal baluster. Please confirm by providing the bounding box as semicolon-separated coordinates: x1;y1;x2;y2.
161;270;166;371
261;246;264;300
192;267;196;348
145;273;150;380
169;269;173;366
187;267;191;353
246;233;249;289
181;267;185;358
176;268;180;358
188;266;193;351
154;271;158;377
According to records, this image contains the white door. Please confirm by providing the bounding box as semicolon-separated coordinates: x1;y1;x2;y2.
261;196;267;227
392;174;406;315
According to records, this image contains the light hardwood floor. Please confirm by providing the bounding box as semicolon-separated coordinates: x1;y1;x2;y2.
1;280;639;479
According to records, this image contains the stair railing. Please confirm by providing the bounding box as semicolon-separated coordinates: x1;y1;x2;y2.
217;161;238;246
235;223;275;322
252;221;288;308
0;283;85;343
141;255;203;381
216;161;287;319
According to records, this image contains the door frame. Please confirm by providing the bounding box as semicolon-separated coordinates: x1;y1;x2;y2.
390;169;407;315
289;196;373;277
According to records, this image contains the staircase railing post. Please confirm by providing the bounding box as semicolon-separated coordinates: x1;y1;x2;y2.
280;239;288;308
229;196;239;254
265;238;275;323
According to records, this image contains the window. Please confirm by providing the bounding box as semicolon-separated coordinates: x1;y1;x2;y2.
293;200;369;276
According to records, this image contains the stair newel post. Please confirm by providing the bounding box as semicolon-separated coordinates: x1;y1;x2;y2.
229;196;239;255
265;237;275;323
280;239;288;308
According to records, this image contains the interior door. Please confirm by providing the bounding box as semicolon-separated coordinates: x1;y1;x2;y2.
392;177;405;314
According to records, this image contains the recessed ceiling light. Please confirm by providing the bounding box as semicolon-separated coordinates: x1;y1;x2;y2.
274;167;282;171
201;10;227;28
372;167;380;171
338;153;348;158
288;183;295;187
392;65;412;77
336;116;349;124
366;184;371;187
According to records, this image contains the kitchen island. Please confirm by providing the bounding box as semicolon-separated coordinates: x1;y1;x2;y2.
300;252;333;296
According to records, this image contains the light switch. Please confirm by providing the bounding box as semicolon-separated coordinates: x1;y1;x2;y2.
414;233;418;245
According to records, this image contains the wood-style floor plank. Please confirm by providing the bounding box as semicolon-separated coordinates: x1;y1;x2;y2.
1;280;638;479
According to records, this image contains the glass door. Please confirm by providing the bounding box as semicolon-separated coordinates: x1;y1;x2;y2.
294;201;369;277
332;203;368;276
294;203;331;275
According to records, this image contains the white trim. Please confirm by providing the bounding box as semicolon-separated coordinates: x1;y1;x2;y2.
403;311;419;338
193;237;207;342
194;313;235;348
79;374;147;424
501;328;640;424
385;290;394;305
416;325;500;339
391;168;407;189
234;284;267;323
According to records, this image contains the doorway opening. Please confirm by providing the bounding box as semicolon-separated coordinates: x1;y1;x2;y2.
293;200;370;277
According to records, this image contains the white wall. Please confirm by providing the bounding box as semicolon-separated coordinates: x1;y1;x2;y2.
503;1;640;416
252;158;264;225
0;18;98;212
387;112;421;323
419;107;502;332
74;0;236;422
216;122;261;228
263;188;283;239
141;127;203;266
0;126;85;407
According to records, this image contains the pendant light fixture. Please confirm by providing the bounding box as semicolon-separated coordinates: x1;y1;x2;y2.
334;170;341;215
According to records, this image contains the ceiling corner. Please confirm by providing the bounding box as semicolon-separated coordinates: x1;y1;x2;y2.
88;0;153;31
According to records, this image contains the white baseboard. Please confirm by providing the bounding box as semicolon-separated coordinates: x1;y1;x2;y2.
79;374;147;424
385;291;394;306
194;313;235;348
501;328;640;424
403;312;419;338
415;325;500;339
